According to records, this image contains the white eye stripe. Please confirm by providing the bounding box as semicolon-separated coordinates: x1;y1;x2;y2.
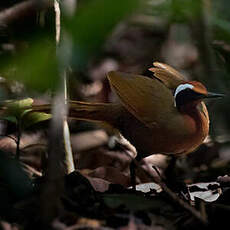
174;84;194;98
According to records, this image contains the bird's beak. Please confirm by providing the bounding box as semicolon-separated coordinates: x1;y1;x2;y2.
204;92;225;99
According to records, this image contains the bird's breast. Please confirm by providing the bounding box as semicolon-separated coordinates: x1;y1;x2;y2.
167;102;209;155
117;102;209;158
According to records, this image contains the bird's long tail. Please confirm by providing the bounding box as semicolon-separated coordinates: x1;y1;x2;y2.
31;100;120;125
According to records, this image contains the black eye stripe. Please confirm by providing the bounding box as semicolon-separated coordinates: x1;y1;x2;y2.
175;89;204;108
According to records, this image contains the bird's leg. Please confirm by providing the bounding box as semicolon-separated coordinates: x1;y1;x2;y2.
164;155;177;178
130;155;142;190
130;159;136;190
164;156;187;193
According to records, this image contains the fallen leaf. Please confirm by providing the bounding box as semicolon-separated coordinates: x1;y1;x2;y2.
187;182;222;202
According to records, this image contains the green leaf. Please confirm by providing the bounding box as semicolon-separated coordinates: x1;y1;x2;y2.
1;115;18;124
0;98;52;128
0;98;34;121
21;111;51;129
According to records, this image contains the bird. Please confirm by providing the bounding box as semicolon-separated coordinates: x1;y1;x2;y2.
31;62;223;186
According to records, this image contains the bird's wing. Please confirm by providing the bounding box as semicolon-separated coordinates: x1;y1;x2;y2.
107;71;174;128
149;62;185;89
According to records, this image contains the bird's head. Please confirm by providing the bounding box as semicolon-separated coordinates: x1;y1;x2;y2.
174;81;224;110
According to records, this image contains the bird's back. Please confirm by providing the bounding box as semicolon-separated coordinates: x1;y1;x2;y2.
107;71;175;128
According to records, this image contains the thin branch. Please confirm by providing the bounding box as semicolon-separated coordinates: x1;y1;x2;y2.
21;162;42;177
59;0;78;174
153;172;208;225
15;120;22;159
0;134;17;143
21;143;47;151
0;0;53;25
54;0;61;44
121;149;208;225
40;93;67;225
40;1;67;225
58;0;75;174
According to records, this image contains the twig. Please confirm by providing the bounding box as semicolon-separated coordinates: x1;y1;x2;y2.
16;120;22;159
152;165;162;178
0;0;53;25
40;1;67;225
40;93;67;225
54;0;60;44
21;143;47;151
40;0;77;225
0;134;17;143
199;200;207;221
154;173;208;225
121;149;208;225
21;162;42;177
58;0;76;174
